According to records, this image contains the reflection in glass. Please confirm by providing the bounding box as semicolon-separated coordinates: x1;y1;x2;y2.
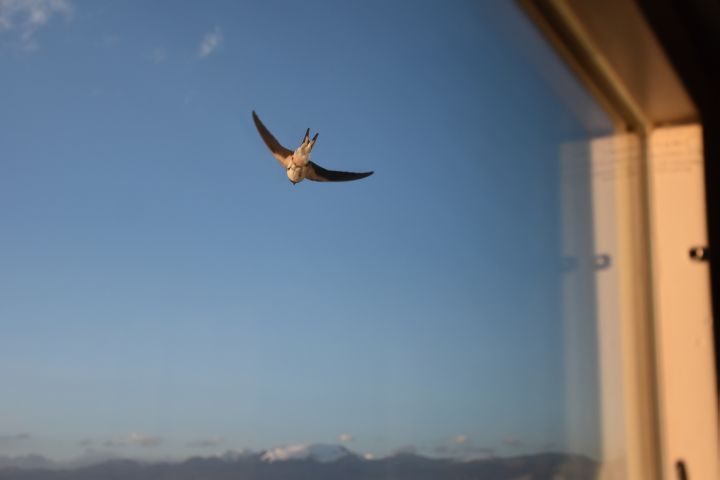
0;1;638;478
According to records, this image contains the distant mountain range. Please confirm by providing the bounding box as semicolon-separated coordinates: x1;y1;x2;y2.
0;444;596;480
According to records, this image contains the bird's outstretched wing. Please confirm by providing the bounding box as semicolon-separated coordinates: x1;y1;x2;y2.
306;161;374;182
252;111;293;166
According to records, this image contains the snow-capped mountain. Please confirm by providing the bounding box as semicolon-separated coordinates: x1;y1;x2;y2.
260;443;355;463
0;451;598;480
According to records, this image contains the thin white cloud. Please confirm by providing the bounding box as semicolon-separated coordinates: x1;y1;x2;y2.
103;433;163;448
147;46;166;64
503;437;523;448
197;26;221;58
0;0;72;50
187;437;225;448
337;433;353;443
433;436;497;462
127;432;162;447
98;33;118;46
0;433;30;445
76;438;93;447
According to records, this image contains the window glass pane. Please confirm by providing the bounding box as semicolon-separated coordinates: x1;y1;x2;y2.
0;1;622;478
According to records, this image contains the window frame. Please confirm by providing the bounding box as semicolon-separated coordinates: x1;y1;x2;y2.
520;1;720;478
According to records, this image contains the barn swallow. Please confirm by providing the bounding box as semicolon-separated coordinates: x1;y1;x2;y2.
252;111;374;185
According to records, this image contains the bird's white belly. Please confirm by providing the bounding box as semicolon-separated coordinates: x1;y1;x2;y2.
287;164;305;183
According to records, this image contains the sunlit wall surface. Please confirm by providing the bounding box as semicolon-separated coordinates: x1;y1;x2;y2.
1;0;618;477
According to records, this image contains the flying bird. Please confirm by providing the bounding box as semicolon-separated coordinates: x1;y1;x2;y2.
252;111;374;185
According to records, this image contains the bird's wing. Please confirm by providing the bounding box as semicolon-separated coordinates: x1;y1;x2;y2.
306;161;374;182
252;111;293;167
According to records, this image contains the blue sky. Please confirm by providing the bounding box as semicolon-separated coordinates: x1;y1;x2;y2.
0;0;612;462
